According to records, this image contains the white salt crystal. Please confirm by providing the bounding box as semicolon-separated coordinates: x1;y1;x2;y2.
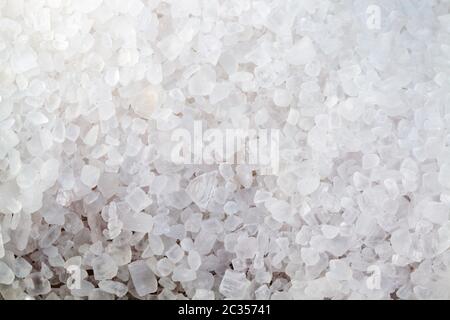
286;108;300;126
423;201;449;224
438;163;450;188
321;225;340;239
188;66;216;96
98;101;116;121
194;230;216;255
193;289;215;300
131;86;160;120
273;89;292;107
13;257;32;278
301;247;320;266
98;280;128;297
16;165;38;189
187;250;201;270
166;244;184;263
219;270;250;299
265;198;291;223
0;226;4;259
362;154;380;170
122;212;153;233
104;67;120;86
11;46;37;74
128;260;157;296
125;187;152;212
83;125;99;146
0;261;14;285
224;201;239;215
297;174;320;196
327;260;353;281
92;254;118;281
156;258;174;277
73;0;103;13
80;165;100;188
391;229;412;256
286;36;316;66
186;171;217;209
158;35;184;61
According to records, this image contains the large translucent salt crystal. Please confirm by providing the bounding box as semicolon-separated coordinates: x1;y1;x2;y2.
172;265;197;282
286;36;316;66
98;280;128;298
187;250;201;271
194;230;216;255
297;174;320;196
92;254;118;281
0;261;15;285
327;260;353;281
188;66;216;96
166;244;184;263
80;165;100;188
391;229;412;256
157;35;184;61
10;46;38;74
131;86;160;120
128;260;157;296
273;89;292;107
265;198;291;223
219;270;250;299
186;171;217;209
125;187;152;213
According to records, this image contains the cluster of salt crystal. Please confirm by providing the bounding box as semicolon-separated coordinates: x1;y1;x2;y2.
0;0;449;301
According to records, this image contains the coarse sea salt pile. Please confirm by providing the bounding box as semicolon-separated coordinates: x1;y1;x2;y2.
1;0;450;300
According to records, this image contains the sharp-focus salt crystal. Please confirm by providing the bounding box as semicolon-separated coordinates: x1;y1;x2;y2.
92;254;118;281
219;270;250;299
194;230;216;255
80;165;100;188
166;244;184;263
156;258;174;277
186;171;217;209
265;198;291;223
187;250;201;271
128;260;157;296
125;187;152;213
98;280;128;298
